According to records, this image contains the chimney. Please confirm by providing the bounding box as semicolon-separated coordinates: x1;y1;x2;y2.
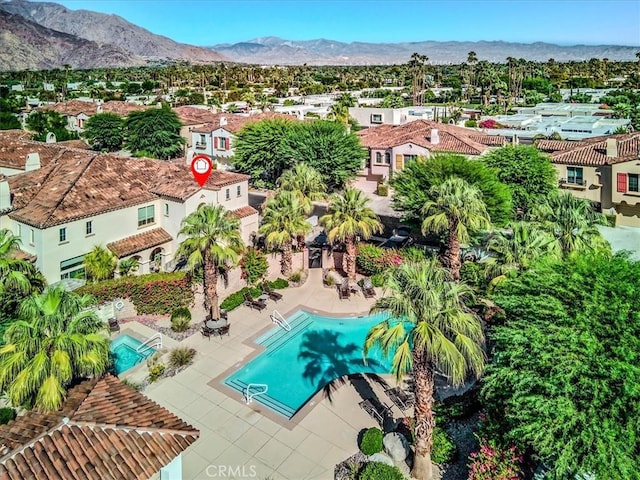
96;104;103;114
25;153;41;171
45;132;56;143
431;128;440;145
606;138;617;157
0;179;10;211
219;116;227;127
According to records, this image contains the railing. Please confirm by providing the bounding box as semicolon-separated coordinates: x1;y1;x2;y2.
270;310;291;331
136;333;162;354
244;383;268;404
195;142;207;150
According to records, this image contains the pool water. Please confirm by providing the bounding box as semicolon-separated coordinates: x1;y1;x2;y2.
110;334;156;375
224;310;398;419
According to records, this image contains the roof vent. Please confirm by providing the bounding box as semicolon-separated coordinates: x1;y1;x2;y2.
219;116;227;127
62;417;70;424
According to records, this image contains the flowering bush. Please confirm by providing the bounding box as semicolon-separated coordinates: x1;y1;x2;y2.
468;438;523;480
478;119;505;129
76;272;193;315
356;243;404;276
240;248;268;285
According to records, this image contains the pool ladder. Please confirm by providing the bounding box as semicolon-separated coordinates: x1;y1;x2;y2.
270;310;291;331
137;333;162;354
244;383;268;404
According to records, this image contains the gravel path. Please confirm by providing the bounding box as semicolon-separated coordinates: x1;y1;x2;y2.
441;412;481;480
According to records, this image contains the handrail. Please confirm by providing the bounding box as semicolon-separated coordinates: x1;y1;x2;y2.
136;333;162;354
270;310;291;331
244;383;268;404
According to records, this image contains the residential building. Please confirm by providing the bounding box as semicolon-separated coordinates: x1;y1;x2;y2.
357;120;506;178
0;138;257;283
0;374;199;480
544;132;640;226
186;112;293;171
173;105;219;149
38;100;149;133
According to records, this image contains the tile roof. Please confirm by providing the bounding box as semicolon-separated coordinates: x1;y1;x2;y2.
100;101;149;116
229;205;259;219
536;139;588;153
0;374;198;480
40;100;97;116
0;131;69;170
53;139;91;150
550;132;640;166
107;228;173;257
191;112;294;134
173;106;219;126
357;120;498;155
150;165;250;201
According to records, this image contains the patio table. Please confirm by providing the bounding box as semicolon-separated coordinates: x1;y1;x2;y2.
206;319;228;330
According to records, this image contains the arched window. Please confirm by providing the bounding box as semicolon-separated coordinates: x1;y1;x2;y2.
384;152;391;164
375;152;382;164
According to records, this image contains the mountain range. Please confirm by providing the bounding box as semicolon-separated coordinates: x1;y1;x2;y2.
0;0;227;71
0;0;638;71
212;36;640;65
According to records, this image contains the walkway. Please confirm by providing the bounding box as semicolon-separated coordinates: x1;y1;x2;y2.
134;270;405;480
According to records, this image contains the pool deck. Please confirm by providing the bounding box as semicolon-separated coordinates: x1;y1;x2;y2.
124;269;407;480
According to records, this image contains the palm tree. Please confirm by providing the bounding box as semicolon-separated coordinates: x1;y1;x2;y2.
118;257;140;277
277;163;326;203
532;192;609;256
176;204;243;320
320;188;382;281
0;229;39;295
0;286;109;411
422;178;491;281
83;246;118;282
485;222;560;285
259;190;312;277
364;260;485;480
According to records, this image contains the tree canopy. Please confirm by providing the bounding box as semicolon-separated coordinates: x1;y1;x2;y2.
233;119;365;190
483;145;558;217
482;252;640;479
391;154;513;227
26;110;76;142
125;105;184;160
0;112;20;130
82;112;125;152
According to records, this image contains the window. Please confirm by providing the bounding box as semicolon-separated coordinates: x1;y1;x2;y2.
137;205;155;227
371;114;383;124
236;185;241;197
199;134;206;144
375;152;383;164
403;155;418;164
15;224;21;238
60;255;85;280
216;137;228;150
59;227;67;243
567;167;584;185
629;173;640;192
384;152;391;165
30;229;34;245
163;203;169;216
85;221;92;235
225;188;230;201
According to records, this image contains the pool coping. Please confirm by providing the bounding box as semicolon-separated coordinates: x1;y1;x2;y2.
208;303;382;430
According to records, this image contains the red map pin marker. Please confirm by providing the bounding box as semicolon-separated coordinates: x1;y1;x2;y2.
190;155;213;187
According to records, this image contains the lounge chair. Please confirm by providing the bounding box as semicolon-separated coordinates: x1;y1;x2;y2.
338;279;350;300
385;387;415;411
243;292;267;311
263;283;283;302
108;318;120;333
362;278;376;299
359;398;391;427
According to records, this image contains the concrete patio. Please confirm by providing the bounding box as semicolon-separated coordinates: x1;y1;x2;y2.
126;269;407;480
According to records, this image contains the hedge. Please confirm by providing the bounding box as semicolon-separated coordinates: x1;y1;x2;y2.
359;462;404;480
76;272;194;315
220;278;289;312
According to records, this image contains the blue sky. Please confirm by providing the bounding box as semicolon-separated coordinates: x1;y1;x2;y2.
54;0;640;46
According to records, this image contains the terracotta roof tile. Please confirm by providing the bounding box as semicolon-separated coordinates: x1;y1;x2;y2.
173;106;219;126
0;375;198;480
107;228;172;258
150;165;250;201
40;100;97;117
0;131;69;170
536;139;587;152
191;112;294;134
551;132;640;166
52;140;91;150
229;205;258;219
100;101;149;116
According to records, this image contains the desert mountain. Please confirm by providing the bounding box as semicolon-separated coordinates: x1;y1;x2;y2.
212;36;640;65
0;10;141;71
0;0;227;66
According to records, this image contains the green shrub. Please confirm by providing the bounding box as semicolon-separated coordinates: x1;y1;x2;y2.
370;273;384;287
76;272;194;315
0;407;16;425
359;462;404;480
604;213;617;227
220;286;263;311
288;271;302;283
460;262;487;291
148;361;165;383
267;278;289;289
431;426;457;464
359;427;383;455
356;243;385;275
377;184;389;197
169;347;196;368
400;246;429;263
465;119;478;127
170;307;192;332
240;248;269;285
121;378;143;391
325;274;336;286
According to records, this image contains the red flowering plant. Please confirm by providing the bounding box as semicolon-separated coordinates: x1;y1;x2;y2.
468;437;523;480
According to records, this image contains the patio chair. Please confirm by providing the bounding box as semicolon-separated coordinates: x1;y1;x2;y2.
243;292;267;311
337;282;350;300
262;283;283;302
108;318;120;333
385;387;415;411
201;325;214;340
215;324;231;338
359;398;391;427
362;278;376;299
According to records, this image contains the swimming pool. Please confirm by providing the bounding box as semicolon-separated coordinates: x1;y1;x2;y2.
110;334;156;375
223;310;397;419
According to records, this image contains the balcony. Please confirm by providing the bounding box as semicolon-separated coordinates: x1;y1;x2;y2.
195;142;207;150
559;179;587;190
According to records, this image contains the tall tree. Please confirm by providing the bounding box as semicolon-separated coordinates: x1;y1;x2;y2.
176;205;242;320
125;104;184;159
365;260;485;480
26;110;75;142
320;188;382;281
277;163;326;202
392;154;512;228
0;112;20;130
83;112;125;152
422;178;492;280
0;287;109;411
408;53;429;106
259;190;312;276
